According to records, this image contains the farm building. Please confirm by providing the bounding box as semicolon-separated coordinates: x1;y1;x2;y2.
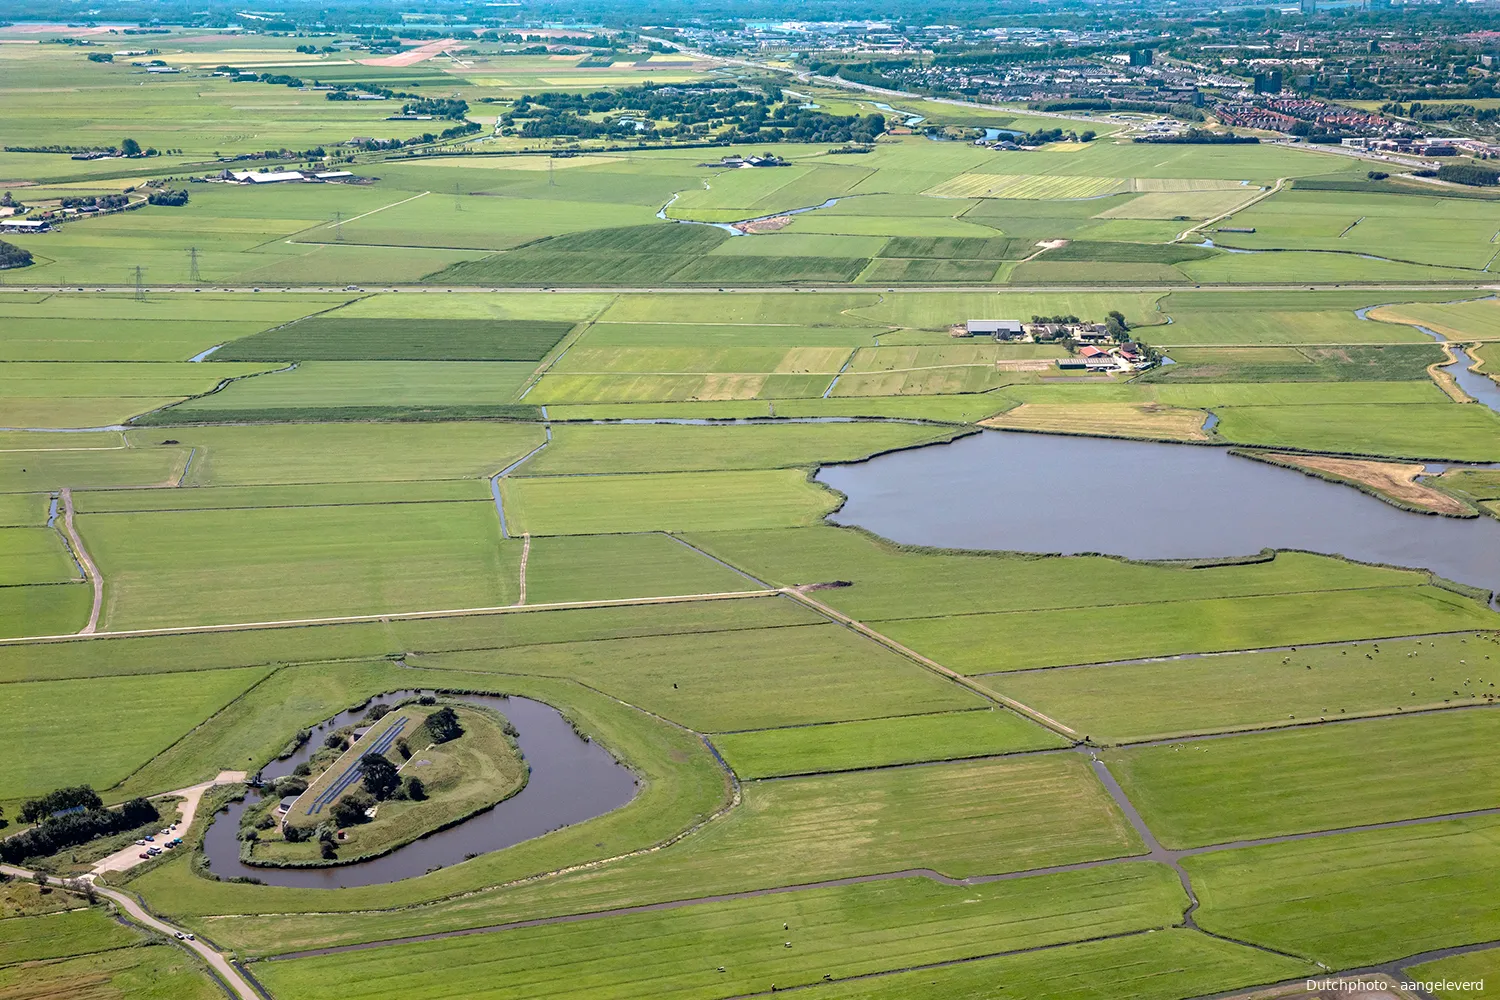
0;218;49;232
965;319;1025;339
228;170;307;184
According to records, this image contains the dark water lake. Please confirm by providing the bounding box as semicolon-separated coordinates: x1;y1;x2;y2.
202;693;638;888
818;430;1500;599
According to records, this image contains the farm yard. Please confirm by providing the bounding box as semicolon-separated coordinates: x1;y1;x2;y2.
2;22;1500;1000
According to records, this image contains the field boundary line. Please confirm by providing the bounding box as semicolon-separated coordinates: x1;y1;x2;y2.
783;589;1080;740
0;590;780;645
1176;177;1286;244
971;628;1492;675
318;191;430;231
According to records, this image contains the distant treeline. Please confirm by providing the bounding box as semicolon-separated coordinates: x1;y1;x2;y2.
1031;98;1205;121
1134;131;1258;145
502;83;884;144
1437;163;1500;187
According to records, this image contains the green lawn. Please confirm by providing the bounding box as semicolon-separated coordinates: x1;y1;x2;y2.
0;526;82;586
1105;708;1500;848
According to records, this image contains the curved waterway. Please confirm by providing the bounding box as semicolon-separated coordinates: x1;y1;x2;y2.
201;693;638;888
818;431;1500;598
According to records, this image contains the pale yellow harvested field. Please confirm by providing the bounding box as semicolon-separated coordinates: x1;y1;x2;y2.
981;402;1212;442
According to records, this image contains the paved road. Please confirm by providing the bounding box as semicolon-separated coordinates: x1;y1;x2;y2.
0;861;261;1000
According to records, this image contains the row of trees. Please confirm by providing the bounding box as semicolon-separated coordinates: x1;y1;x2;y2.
1;794;159;864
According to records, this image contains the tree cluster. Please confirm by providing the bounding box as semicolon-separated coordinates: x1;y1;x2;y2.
1134;130;1258;145
1437;163;1500;187
148;189;189;206
402;97;469;120
61;194;128;210
0;240;33;270
423;706;464;744
1;797;158;864
21;786;102;823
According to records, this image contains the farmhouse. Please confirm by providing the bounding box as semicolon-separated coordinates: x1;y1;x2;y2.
964;319;1025;339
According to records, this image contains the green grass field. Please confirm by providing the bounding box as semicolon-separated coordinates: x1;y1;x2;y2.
713;708;1066;778
984;632;1500;743
255;864;1185;998
1187;813;1500;967
1104;708;1500;848
0;665;272;801
84;500;517;628
501;469;839;534
3;41;1499;998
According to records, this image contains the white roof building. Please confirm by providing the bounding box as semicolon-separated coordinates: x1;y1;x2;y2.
230;170;306;184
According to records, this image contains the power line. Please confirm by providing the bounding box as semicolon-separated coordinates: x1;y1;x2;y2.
454;181;462;211
133;265;145;301
332;210;344;243
188;246;201;284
